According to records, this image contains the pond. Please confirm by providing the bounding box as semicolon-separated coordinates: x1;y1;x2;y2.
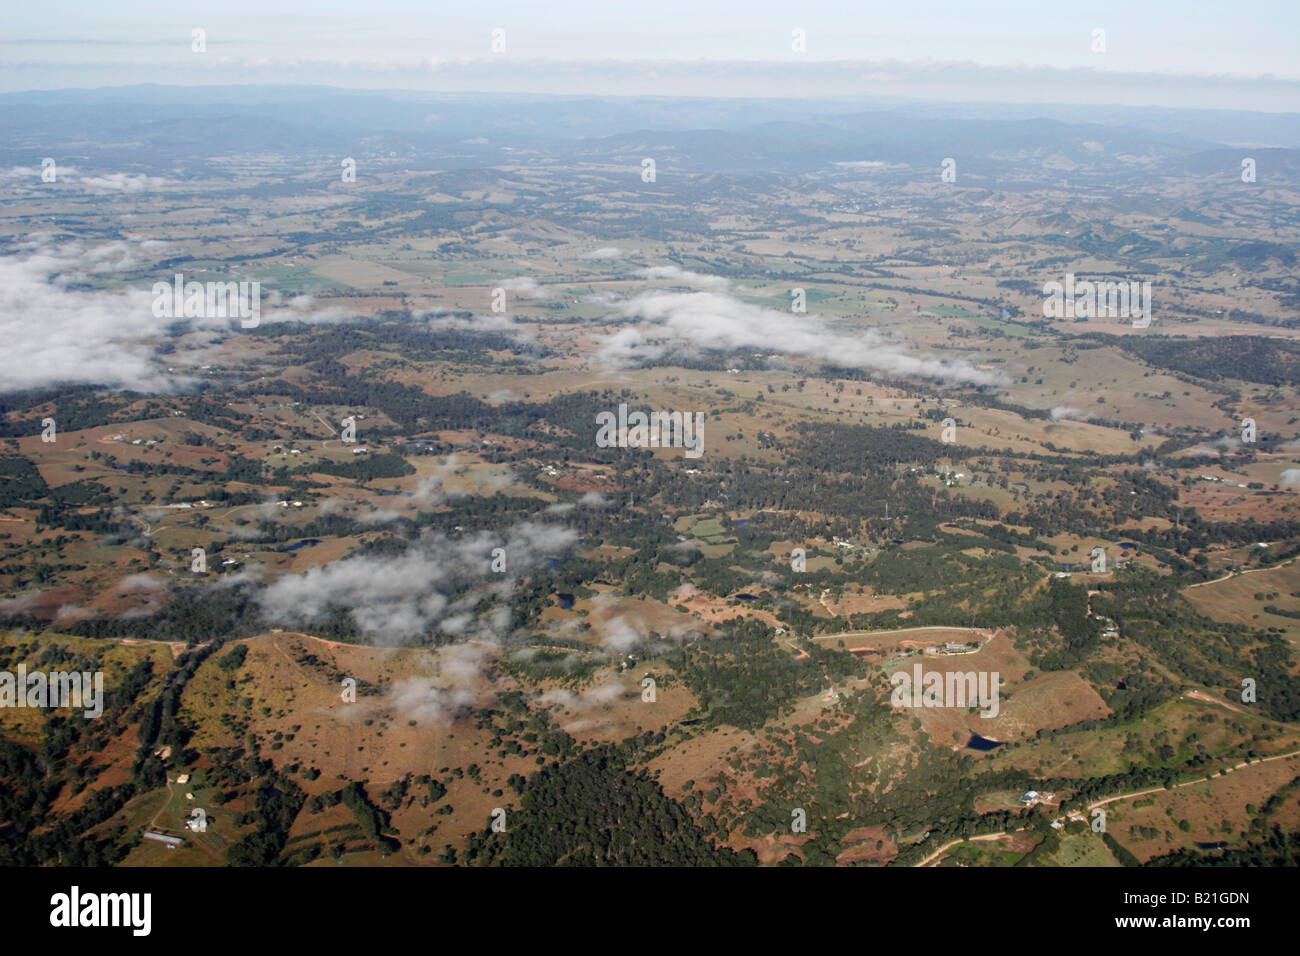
966;734;1005;751
277;539;321;552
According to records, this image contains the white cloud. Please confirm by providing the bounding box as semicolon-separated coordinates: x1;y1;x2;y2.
598;615;644;654
0;167;167;192
257;521;578;645
539;681;626;711
0;241;361;393
55;604;93;623
417;308;526;336
76;172;169;192
413;454;466;505
386;676;475;725
670;581;698;603
1050;405;1090;421
637;266;730;291
117;573;166;593
600;290;999;386
357;509;405;525
501;276;550;299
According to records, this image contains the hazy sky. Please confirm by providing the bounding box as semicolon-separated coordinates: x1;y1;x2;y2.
4;1;1299;109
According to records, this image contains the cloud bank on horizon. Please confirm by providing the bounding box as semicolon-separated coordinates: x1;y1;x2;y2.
3;2;1298;108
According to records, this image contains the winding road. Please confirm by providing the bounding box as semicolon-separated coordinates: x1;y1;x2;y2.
913;747;1300;866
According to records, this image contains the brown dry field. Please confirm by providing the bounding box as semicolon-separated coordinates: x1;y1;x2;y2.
813;625;995;653
1108;752;1300;862
5;198;1300;868
1182;561;1300;645
994;697;1300;781
846;629;1112;748
836;825;897;865
0;632;169;812
816;584;909;617
172;627;704;855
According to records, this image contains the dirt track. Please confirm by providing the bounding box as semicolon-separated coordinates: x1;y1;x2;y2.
914;748;1300;866
1182;554;1298;590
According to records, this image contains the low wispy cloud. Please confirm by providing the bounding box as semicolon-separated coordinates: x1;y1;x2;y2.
257;521;578;645
385;676;476;725
598;615;645;654
1183;434;1246;457
1;167;169;192
501;276;550;299
538;682;627;712
637;265;730;291
1050;405;1091;421
417;308;526;335
413;454;466;505
600;290;998;385
76;172;169;192
545;491;611;516
0;241;354;393
117;573;166;593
